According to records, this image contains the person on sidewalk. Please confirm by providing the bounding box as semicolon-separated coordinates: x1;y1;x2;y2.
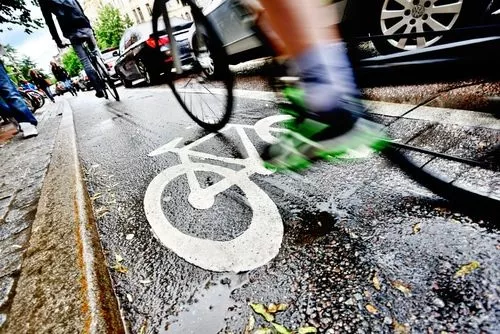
39;0;105;98
0;50;38;138
50;61;77;96
29;68;56;103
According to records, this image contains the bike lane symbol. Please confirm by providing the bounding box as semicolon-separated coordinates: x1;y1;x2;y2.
144;115;292;272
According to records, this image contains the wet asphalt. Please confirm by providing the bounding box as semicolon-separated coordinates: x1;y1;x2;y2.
69;79;499;333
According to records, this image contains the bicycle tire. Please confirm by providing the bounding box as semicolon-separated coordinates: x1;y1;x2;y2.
95;60;120;101
160;0;234;132
20;92;36;112
365;109;500;222
27;91;45;109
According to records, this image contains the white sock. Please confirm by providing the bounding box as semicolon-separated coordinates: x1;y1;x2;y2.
295;43;359;114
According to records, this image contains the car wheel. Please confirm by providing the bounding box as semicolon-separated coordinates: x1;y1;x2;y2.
370;0;480;54
137;60;160;85
120;74;133;88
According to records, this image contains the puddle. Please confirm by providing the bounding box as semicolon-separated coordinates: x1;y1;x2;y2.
162;273;248;333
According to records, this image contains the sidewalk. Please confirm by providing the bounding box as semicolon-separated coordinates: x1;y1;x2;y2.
0;100;123;333
0;103;62;326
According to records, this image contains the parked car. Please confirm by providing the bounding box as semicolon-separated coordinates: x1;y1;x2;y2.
114;18;195;87
195;0;495;60
101;47;121;84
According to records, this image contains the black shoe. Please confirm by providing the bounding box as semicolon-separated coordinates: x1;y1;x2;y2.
95;91;104;98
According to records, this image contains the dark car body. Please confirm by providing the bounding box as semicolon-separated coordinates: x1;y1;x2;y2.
114;18;194;87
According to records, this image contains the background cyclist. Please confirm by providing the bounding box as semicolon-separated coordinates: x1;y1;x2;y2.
39;0;105;98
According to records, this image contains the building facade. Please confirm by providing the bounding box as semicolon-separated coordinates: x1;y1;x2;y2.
83;0;200;25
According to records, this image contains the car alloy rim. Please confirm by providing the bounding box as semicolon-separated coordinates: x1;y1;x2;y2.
138;61;151;83
380;0;464;50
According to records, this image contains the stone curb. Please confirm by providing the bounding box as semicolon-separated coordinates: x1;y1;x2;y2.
3;100;124;333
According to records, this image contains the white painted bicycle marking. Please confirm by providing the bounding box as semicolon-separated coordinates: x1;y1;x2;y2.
144;115;374;272
145;115;288;272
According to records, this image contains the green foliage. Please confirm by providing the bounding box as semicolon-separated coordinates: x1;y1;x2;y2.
94;5;133;49
0;0;43;33
19;55;37;79
61;48;83;77
5;64;22;85
124;14;134;28
1;44;37;83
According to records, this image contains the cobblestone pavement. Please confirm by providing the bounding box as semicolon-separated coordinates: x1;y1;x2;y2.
0;102;63;327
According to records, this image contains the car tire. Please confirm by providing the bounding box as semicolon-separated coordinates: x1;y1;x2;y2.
120;74;133;88
137;60;160;86
369;0;484;54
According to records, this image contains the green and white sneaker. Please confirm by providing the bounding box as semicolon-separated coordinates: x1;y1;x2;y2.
261;88;388;171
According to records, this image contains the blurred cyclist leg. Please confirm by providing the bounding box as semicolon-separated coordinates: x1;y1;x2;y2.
258;0;384;170
72;36;105;98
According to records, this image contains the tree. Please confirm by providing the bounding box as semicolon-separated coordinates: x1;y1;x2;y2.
0;0;43;33
94;5;133;50
19;55;37;79
61;48;83;77
124;14;134;28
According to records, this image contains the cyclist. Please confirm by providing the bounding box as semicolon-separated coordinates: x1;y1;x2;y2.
39;0;105;98
254;0;383;170
50;61;78;96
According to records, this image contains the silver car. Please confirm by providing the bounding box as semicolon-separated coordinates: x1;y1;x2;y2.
193;0;493;60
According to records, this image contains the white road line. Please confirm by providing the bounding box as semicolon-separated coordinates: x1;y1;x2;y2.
144;163;283;273
145;117;289;272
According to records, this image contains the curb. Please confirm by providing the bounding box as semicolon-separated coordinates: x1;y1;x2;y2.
4;100;124;333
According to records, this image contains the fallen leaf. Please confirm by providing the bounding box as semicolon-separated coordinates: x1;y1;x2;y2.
365;304;379;314
393;320;410;334
243;315;255;334
392;281;411;296
277;303;288;311
250;303;274;322
254;328;272;334
412;223;421;234
115;254;123;263
372;272;381;291
111;262;128;274
90;193;102;201
139;279;152;285
126;294;133;302
298;327;318;334
454;261;480;278
125;234;134;240
272;322;291;334
138;321;147;334
267;303;278;313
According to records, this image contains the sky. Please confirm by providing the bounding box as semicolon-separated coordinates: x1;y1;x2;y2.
0;2;75;72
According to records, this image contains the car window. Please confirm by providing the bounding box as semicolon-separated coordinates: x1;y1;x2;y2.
124;28;142;50
119;30;130;54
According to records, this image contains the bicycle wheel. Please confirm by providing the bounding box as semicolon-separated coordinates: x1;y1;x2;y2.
95;60;120;101
27;91;45;108
158;0;234;131
20;92;36;112
369;113;500;222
